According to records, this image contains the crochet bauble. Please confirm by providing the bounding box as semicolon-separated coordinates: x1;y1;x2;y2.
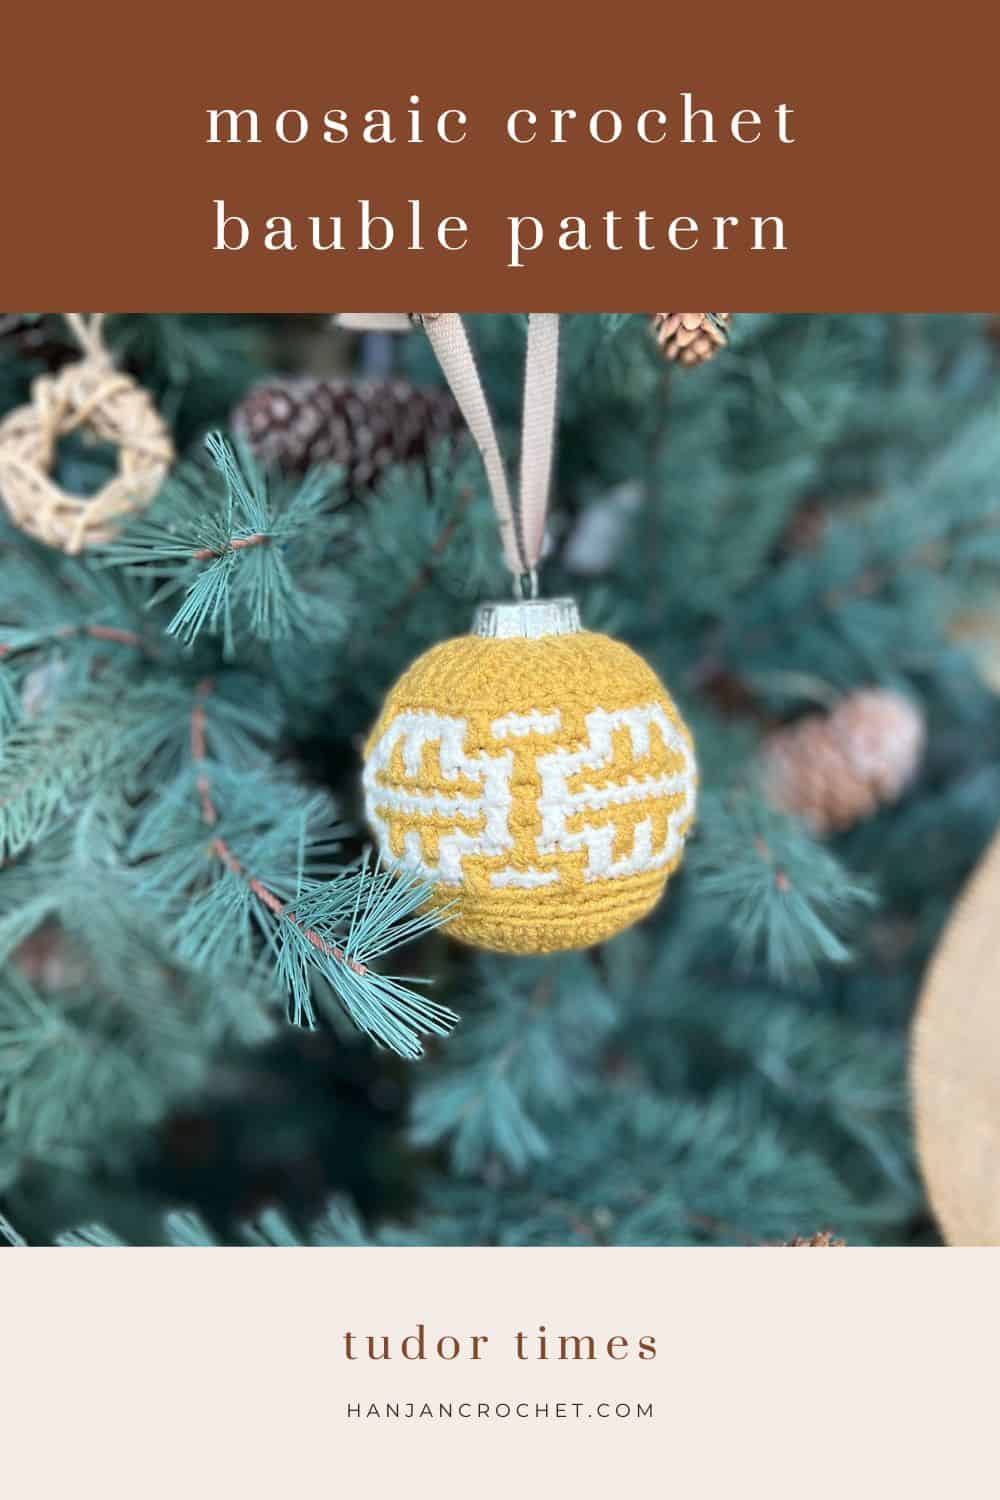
363;598;697;954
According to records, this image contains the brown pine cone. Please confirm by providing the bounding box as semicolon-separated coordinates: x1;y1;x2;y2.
232;376;464;493
762;688;926;836
651;313;732;366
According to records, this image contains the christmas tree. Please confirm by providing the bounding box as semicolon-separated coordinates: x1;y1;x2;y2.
1;311;998;1248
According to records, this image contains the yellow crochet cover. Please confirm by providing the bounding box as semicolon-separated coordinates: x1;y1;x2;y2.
363;630;697;953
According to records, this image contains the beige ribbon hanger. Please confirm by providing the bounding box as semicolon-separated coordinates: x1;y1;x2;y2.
334;313;415;333
63;312;112;365
418;313;560;597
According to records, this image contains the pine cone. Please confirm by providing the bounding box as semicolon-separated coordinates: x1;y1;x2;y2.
232;377;464;493
762;688;926;836
785;1231;846;1247
651;313;732;367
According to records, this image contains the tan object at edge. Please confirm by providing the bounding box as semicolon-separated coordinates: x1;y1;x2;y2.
912;826;1000;1245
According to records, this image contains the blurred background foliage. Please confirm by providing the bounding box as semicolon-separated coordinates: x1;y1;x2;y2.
1;310;999;1247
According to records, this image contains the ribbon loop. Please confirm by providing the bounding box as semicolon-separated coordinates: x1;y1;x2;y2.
64;314;110;364
517;313;560;576
421;314;560;587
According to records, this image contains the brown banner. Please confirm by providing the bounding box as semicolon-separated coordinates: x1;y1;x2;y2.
2;1;996;309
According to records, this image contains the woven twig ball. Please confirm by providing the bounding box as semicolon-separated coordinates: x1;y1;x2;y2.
0;354;173;554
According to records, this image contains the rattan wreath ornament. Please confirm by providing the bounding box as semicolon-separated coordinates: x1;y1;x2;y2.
0;313;173;553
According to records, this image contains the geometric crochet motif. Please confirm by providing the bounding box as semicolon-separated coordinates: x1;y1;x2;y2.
363;629;697;954
363;702;696;889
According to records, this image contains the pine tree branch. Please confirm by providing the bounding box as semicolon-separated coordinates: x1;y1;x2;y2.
190;679;367;979
101;434;348;652
689;790;875;985
0;621;149;661
180;678;456;1055
382;485;474;632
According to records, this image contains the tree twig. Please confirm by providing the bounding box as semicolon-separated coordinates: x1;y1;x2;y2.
383;487;473;632
0;621;147;659
191;532;270;562
190;679;367;976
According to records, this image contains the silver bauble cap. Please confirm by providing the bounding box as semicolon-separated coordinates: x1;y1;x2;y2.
472;597;581;640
